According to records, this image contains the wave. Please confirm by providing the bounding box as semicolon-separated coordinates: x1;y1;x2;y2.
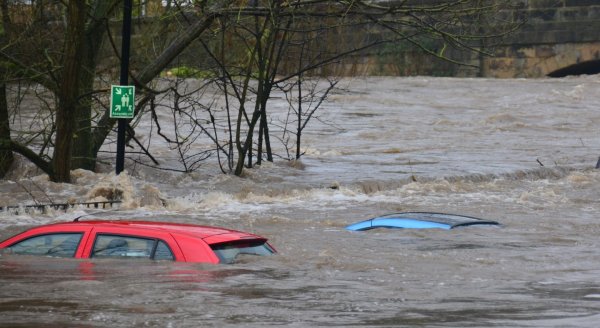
349;165;587;195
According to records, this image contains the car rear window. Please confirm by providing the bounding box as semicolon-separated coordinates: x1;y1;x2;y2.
210;240;275;264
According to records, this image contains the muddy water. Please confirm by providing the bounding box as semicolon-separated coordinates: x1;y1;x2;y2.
2;76;600;327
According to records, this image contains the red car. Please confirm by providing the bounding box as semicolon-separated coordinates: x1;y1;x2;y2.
0;220;276;264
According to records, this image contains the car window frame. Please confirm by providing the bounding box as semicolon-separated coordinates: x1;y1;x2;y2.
4;232;84;258
89;233;175;261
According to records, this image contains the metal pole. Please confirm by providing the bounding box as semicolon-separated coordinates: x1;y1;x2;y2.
116;0;133;175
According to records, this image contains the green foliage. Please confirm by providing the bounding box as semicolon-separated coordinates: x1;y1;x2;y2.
164;66;214;79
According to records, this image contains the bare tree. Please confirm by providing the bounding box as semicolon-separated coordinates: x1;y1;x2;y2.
280;77;338;160
0;0;522;181
189;0;522;176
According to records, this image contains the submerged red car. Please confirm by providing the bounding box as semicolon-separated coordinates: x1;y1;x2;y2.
0;220;275;264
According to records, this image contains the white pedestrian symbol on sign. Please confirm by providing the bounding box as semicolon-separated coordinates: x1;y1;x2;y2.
121;93;129;109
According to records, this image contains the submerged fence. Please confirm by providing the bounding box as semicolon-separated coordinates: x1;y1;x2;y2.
0;201;122;215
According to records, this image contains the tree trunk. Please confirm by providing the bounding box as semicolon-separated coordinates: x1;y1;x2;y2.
0;0;12;177
52;0;87;182
0;83;12;177
71;77;95;171
260;93;273;162
235;110;261;176
71;0;120;171
71;29;105;171
296;77;302;159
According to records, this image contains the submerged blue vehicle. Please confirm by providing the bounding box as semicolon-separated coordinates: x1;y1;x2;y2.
346;212;499;231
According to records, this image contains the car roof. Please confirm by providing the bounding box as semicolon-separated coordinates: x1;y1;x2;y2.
346;212;500;231
42;220;258;240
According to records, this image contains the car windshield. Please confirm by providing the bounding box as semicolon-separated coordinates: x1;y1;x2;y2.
210;240;275;264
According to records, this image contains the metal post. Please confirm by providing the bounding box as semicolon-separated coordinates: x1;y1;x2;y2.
116;0;133;175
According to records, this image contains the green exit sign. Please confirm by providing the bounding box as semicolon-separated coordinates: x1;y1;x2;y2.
110;85;135;119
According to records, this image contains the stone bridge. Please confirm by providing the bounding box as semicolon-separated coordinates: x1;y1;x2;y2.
340;1;600;78
483;0;600;78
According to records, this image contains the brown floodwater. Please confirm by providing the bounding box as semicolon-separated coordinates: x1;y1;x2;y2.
1;76;600;327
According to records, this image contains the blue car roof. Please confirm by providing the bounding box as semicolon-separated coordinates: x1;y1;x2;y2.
345;212;499;231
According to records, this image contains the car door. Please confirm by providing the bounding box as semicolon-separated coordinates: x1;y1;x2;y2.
81;226;184;261
0;224;93;259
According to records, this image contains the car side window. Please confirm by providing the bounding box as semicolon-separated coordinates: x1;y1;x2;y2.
8;233;83;257
92;234;174;261
154;240;174;261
